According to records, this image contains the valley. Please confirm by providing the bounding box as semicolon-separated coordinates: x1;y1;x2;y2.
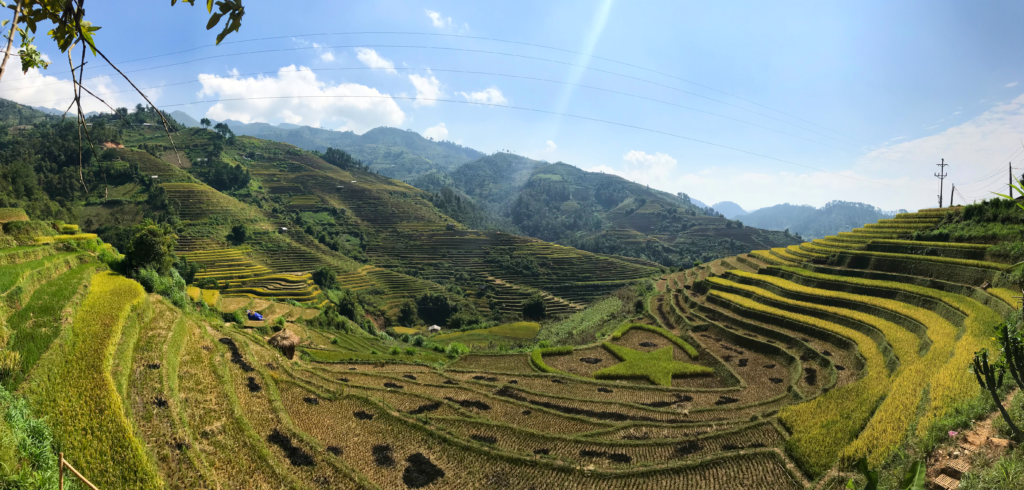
1;94;1023;490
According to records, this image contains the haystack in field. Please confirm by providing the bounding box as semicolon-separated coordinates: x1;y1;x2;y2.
268;329;300;360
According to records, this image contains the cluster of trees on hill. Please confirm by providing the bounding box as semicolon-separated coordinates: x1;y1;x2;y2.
314;147;368;171
0;117;126;221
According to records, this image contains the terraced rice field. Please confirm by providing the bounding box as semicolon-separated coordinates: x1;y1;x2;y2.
367;230;659;315
5;206;1019;488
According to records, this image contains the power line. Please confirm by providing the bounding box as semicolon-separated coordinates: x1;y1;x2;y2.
158;94;928;190
20;66;874;155
0;30;872;147
0;43;871;151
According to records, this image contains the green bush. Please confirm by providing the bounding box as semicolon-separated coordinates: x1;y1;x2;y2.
522;293;547;320
444;342;470;357
311;265;337;290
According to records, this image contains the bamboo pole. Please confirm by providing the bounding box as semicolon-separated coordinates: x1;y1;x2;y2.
59;453;100;490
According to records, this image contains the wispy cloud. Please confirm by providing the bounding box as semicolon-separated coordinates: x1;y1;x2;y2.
458;87;507;105
354;48;396;74
425;9;468;32
1007;81;1019;88
409;74;442;106
543;140;557;153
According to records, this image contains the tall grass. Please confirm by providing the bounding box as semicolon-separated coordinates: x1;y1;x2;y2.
0;385;60;489
22;272;163;489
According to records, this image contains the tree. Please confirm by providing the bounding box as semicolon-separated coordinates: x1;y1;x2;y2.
522;293;547;320
320;147;363;171
416;292;456;326
200;117;211;129
213;122;234;138
123;225;177;275
229;223;249;243
396;299;420;327
0;1;245;82
311;266;338;290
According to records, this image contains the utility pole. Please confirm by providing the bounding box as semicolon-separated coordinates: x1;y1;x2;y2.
1012;162;1015;199
934;158;948;208
950;184;955;208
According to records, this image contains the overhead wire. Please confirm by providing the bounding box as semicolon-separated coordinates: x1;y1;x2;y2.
155;93;929;190
0;30;870;147
19;66;873;155
0;43;871;152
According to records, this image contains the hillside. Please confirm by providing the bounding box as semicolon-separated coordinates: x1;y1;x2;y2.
412;155;800;266
220;121;484;181
740;200;902;240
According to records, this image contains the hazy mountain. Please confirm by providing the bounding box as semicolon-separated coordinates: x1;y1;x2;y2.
169;110;201;128
711;201;748;219
741;200;905;240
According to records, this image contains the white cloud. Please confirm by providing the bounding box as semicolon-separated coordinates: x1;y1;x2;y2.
409;74;442;106
1008;81;1019;88
197;65;405;134
354;48;396;74
426;9;452;28
423;122;448;140
544;140;557;152
293;38;335;63
458;87;507;105
0;53;131;114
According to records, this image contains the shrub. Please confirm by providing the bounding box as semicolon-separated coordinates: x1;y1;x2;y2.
122;225;177;276
389;346;401;355
311;266;338;290
229;224;249;243
444;342;470;357
404;347;416;355
522;293;547;320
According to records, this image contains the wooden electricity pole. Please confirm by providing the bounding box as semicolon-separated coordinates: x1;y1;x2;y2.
950;184;955;207
935;158;948;208
1012;162;1015;199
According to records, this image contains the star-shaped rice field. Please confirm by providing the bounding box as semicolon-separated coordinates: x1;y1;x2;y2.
593;343;714;386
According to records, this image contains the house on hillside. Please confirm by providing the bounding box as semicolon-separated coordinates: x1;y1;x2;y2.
428;325;441;334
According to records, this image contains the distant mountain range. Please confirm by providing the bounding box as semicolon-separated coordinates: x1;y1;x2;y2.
711;201;748;219
740;201;906;240
166;114;893;250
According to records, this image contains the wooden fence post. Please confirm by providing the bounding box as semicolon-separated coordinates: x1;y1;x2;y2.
59;452;64;490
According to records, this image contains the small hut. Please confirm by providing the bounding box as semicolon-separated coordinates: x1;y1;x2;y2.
428;325;441;334
268;329;300;360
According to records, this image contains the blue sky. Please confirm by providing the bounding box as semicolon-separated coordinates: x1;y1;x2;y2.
2;0;1023;211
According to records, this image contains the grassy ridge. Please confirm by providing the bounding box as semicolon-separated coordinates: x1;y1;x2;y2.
23;272;162;489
